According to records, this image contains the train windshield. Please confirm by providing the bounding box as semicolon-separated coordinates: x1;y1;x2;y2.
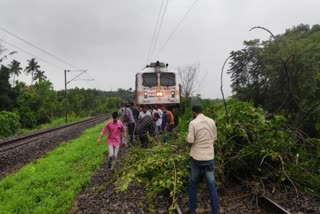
142;73;158;87
160;73;175;86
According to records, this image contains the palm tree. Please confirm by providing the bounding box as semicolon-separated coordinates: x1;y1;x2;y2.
8;60;22;86
25;58;40;85
33;70;47;83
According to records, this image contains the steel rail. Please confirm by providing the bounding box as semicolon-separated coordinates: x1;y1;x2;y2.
258;195;291;214
0;114;109;153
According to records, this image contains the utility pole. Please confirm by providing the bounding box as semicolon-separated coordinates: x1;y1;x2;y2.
64;70;69;123
64;69;89;124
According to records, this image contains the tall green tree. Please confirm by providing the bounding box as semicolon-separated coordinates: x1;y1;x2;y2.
16;85;39;128
0;45;18;111
8;60;22;86
229;39;267;106
34;80;59;123
33;70;47;83
0;65;16;111
228;24;320;136
25;58;40;85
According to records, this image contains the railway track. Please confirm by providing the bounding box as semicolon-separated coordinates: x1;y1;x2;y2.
0;114;109;153
257;195;291;214
175;189;292;213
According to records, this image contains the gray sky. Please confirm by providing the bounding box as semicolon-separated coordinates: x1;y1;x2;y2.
1;0;319;98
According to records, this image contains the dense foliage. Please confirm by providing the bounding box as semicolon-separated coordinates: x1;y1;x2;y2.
0;111;20;137
228;24;320;137
210;99;320;195
115;98;320;213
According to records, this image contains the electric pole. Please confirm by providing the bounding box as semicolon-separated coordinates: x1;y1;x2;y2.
64;69;90;123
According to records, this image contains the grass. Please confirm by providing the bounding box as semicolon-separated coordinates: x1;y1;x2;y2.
0;121;108;214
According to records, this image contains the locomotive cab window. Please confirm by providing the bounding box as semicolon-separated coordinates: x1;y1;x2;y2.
142;73;158;87
160;73;175;86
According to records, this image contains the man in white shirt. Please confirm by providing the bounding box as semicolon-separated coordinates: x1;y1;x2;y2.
138;105;151;121
154;105;163;134
187;105;219;214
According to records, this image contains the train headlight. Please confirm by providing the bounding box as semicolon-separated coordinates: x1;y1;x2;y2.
144;91;148;98
156;91;163;97
171;91;175;98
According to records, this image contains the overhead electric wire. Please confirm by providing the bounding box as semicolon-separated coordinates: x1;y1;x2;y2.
149;0;169;61
0;27;82;70
0;38;64;69
153;0;200;59
146;0;165;64
0;29;96;90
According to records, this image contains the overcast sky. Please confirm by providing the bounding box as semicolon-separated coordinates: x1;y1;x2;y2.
1;0;319;98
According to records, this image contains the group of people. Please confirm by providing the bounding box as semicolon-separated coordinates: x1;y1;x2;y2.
118;102;177;148
97;102;177;168
96;102;220;214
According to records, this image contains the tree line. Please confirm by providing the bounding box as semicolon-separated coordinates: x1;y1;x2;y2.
228;24;320;137
0;48;133;137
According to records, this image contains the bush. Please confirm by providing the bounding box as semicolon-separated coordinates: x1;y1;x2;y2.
18;106;37;129
0;111;21;137
204;99;320;196
115;98;320;209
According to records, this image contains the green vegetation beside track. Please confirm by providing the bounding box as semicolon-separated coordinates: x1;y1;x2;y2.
1;98;319;214
0;122;107;213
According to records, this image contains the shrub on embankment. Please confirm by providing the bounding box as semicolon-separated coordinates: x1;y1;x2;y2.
210;99;320;196
0;111;20;137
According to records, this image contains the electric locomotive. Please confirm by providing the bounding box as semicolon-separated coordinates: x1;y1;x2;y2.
135;61;180;108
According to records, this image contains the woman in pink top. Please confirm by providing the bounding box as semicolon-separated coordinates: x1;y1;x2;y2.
97;112;127;169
